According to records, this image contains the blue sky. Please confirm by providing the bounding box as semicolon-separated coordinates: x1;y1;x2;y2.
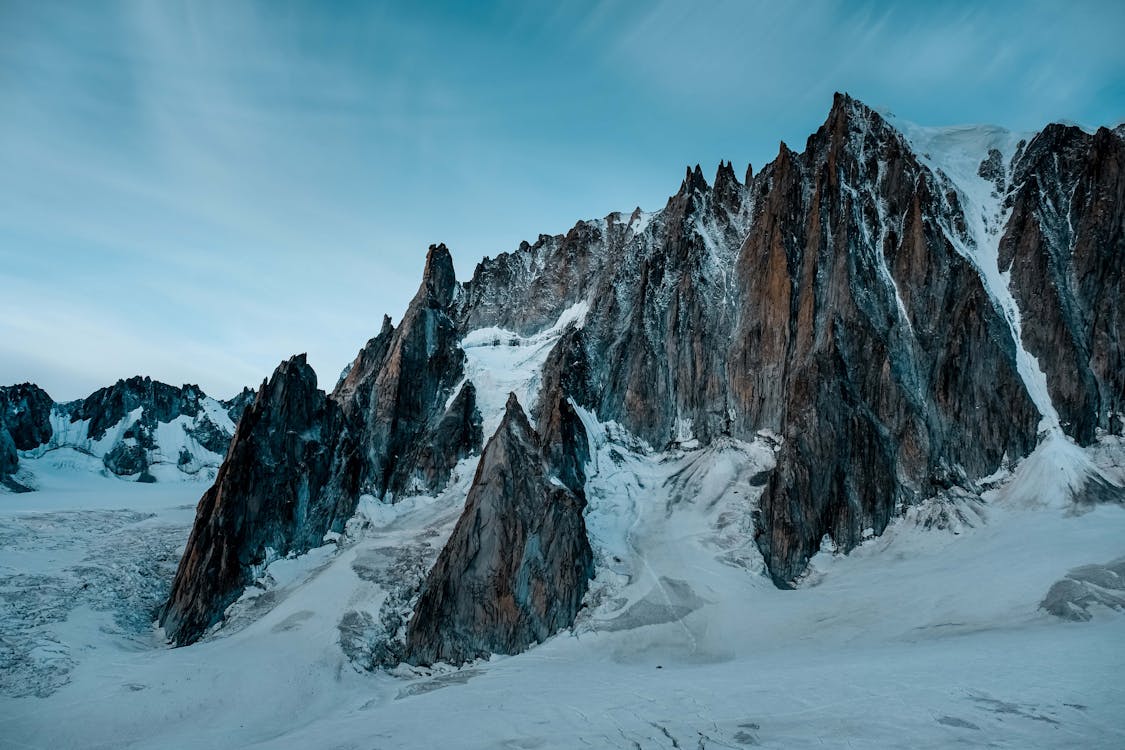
2;0;1122;400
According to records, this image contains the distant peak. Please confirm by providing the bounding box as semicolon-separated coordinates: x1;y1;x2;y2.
714;160;738;188
679;164;710;195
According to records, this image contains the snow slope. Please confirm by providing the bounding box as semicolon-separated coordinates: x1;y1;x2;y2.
2;400;1123;748
11;395;237;490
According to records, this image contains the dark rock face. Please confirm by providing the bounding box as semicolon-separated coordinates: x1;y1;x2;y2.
221;387;257;424
403;394;593;666
570;166;749;446
731;95;1039;584
1000;124;1125;441
72;377;201;442
104;441;150;479
0;419;17;477
535;325;593;494
160;354;359;645
0;383;54;451
396;381;484;494
162;245;482;645
333;244;473;500
159;92;1123;651
185;417;235;456
0;383;54;486
459;223;608;336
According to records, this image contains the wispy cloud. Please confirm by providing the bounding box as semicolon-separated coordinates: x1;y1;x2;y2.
2;0;1122;399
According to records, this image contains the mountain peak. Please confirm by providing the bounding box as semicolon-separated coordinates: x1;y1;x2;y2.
713;160;744;214
422;243;458;308
829;91;875;118
714;160;738;187
502;392;532;431
679;164;710;196
823;91;890;138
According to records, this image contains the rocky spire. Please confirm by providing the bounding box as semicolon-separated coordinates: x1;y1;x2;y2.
162;240;483;644
339;241;468;499
678;164;710;197
713;159;744;216
403;393;593;666
422;243;458;309
160;354;355;645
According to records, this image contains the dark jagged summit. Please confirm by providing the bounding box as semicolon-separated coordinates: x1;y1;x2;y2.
160;244;483;645
156;93;1125;654
1;383;54;489
160;354;356;645
0;383;53;451
0;378;248;486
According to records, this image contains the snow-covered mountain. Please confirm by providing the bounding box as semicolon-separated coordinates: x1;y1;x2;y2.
160;93;1125;650
0;377;253;491
2;94;1123;748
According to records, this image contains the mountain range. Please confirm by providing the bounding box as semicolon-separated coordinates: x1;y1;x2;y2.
4;93;1123;672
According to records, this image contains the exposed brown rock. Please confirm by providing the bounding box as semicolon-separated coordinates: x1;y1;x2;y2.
1001;124;1125;441
162;245;482;645
333;243;472;499
403;394;593;666
736;95;1040;584
160;354;358;645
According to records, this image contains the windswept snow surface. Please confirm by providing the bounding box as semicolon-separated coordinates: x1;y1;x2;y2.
3;313;1124;749
3;414;1124;748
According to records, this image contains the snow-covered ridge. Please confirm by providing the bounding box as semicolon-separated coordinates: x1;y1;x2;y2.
3;379;251;490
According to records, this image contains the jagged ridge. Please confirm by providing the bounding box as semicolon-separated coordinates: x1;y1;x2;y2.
0;379;252;490
158;93;1125;655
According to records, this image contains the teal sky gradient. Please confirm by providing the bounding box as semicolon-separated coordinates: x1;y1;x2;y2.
2;0;1122;399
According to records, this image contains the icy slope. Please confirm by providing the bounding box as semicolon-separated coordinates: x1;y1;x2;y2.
2;423;1124;749
3;293;1124;745
889;116;1056;427
4;379;249;490
889;114;1122;499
